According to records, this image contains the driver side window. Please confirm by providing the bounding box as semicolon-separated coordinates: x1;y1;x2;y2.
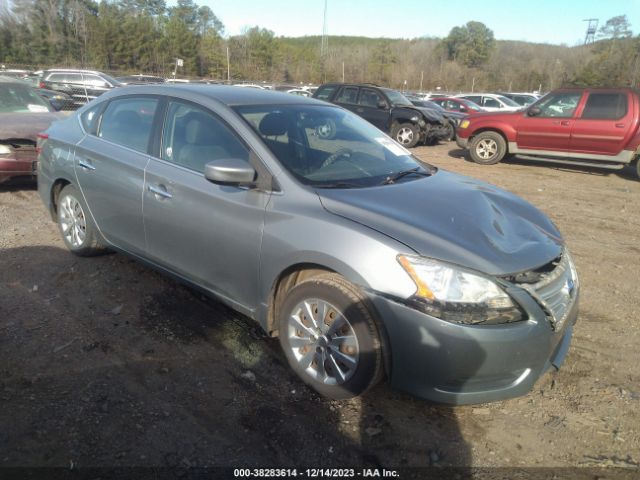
536;93;582;118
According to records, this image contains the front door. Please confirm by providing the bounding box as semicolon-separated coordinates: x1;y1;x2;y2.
143;100;270;310
515;91;584;153
355;88;389;131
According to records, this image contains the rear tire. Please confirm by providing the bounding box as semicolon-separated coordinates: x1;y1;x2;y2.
391;123;419;148
469;131;507;165
57;184;105;256
278;273;384;399
443;120;456;141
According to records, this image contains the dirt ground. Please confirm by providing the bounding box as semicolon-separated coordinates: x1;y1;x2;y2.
1;142;639;476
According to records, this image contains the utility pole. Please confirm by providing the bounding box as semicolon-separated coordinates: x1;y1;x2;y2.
419;71;423;93
342;61;344;82
320;0;328;81
226;47;230;83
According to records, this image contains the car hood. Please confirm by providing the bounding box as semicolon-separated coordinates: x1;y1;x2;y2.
317;170;563;275
0;112;65;142
408;105;444;123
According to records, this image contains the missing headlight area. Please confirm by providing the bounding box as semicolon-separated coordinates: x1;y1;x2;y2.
504;251;578;331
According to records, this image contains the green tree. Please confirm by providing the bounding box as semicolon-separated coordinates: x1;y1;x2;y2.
439;21;495;68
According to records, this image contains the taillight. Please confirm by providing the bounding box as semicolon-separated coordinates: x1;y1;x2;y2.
39;81;45;88
36;133;49;155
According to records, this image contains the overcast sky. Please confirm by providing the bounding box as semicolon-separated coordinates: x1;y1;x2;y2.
183;0;640;45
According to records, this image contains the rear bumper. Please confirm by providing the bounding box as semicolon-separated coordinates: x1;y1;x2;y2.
368;289;578;405
0;158;37;183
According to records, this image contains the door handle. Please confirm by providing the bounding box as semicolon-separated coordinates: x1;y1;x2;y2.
356;108;364;113
78;159;96;171
615;123;625;128
560;121;570;126
148;184;172;199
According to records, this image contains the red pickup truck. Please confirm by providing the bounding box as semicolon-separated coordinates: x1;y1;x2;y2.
455;88;640;178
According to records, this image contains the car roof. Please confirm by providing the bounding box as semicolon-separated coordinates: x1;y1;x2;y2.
44;69;106;75
0;75;31;85
102;84;332;106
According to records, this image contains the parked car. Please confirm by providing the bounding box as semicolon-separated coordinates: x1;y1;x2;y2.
38;84;579;404
313;83;448;147
405;95;465;140
115;74;166;85
0;77;64;183
39;69;122;108
35;88;75;111
430;97;485;114
287;89;311;97
455;93;522;112
497;92;541;107
455;88;640;177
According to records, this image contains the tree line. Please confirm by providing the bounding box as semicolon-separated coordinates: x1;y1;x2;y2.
1;0;638;92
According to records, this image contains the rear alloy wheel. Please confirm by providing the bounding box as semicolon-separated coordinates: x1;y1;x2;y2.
57;185;104;256
391;123;419;148
278;273;384;399
469;131;507;165
443;120;456;141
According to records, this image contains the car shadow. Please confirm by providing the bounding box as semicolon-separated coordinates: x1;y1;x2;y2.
0;245;475;473
446;147;638;181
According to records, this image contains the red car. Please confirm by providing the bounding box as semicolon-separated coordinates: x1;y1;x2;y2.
455;88;640;178
431;97;485;114
0;77;64;183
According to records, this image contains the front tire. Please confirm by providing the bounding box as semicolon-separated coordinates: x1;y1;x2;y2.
469;131;507;165
278;273;384;399
57;184;104;256
391;123;419;148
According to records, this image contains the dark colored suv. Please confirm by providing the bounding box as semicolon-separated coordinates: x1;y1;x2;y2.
39;69;122;109
313;83;448;147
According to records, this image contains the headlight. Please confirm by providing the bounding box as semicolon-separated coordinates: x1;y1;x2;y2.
410;116;419;122
459;119;470;129
398;255;524;325
0;145;12;155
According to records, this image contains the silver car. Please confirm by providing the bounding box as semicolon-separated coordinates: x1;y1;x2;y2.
37;85;579;404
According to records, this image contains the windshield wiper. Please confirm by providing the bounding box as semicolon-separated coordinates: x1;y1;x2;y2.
381;167;432;185
314;181;365;189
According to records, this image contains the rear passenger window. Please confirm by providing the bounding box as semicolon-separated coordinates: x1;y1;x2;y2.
581;93;627;120
161;101;249;173
483;98;501;108
98;97;158;152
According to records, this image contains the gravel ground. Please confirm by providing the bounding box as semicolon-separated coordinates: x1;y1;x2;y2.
0;142;638;476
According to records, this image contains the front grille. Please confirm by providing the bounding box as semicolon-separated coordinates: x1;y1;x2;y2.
515;251;578;331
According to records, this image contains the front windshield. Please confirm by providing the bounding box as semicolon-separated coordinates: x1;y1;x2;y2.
496;95;520;107
0;83;52;113
383;89;413;107
234;105;433;188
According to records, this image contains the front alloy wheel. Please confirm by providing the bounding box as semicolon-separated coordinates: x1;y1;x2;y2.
278;273;384;399
391;123;419;148
469;131;507;165
286;298;359;385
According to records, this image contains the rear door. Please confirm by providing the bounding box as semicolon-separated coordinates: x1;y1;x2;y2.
569;91;635;156
143;99;270;309
75;95;159;254
515;91;584;152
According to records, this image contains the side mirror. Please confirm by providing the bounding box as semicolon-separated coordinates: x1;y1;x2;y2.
459;106;467;112
378;101;388;109
528;106;542;117
204;158;256;185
